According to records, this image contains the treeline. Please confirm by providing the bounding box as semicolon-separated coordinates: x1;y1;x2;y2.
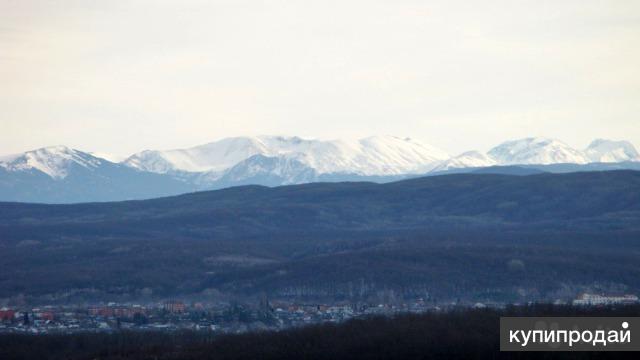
3;227;640;303
2;304;640;360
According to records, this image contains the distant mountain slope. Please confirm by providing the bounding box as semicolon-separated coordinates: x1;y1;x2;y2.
0;146;103;179
435;137;640;172
0;146;194;203
1;136;639;203
487;137;590;165
124;137;270;174
1;171;639;301
124;135;449;176
3;170;638;227
210;154;318;187
585;139;640;162
431;151;497;172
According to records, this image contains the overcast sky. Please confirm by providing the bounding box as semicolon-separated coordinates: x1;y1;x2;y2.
1;0;639;157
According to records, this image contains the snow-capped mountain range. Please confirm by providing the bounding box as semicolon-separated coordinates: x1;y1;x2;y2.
123;136;450;178
1;136;639;203
0;145;104;180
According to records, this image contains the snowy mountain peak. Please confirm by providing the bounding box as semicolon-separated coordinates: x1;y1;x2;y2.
432;151;497;172
124;137;269;174
216;154;317;186
124;135;449;177
0;146;105;179
3;135;638;193
2;136;640;203
355;135;449;173
585;139;640;163
89;152;127;163
488;137;590;165
124;150;184;174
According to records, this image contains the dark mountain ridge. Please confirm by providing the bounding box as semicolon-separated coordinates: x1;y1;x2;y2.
1;171;639;303
3;170;639;223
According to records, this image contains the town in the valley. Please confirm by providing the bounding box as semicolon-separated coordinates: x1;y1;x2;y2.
0;293;637;335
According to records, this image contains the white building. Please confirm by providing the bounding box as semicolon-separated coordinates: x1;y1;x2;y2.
572;293;639;306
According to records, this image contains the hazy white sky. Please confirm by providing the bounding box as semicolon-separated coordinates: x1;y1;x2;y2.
1;0;639;157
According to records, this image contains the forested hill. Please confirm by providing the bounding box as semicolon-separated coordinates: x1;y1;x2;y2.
1;170;639;231
1;170;639;301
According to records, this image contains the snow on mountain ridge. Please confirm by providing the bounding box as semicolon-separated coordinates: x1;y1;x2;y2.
3;136;639;183
585;139;640;163
124;135;450;176
433;137;640;172
216;153;317;186
356;136;450;174
431;151;497;172
89;152;127;163
0;146;105;179
124;137;269;174
488;137;591;165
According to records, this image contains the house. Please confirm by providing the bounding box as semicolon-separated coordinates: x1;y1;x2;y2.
0;308;15;321
164;301;186;313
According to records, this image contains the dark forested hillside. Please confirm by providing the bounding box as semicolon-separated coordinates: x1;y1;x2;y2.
1;171;639;302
